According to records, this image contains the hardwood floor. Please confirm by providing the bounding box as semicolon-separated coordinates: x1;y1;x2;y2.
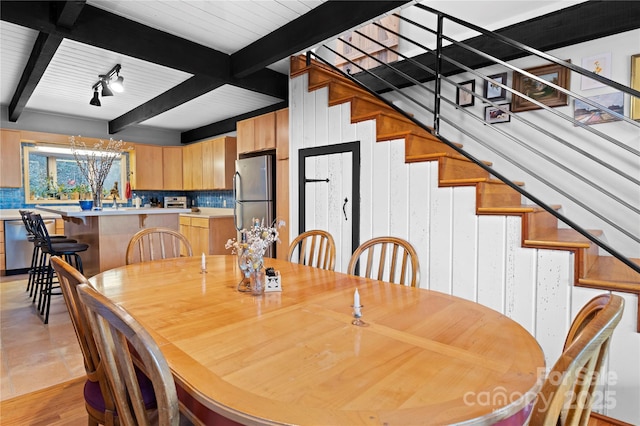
0;274;84;401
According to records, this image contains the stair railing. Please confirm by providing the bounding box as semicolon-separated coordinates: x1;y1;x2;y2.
305;4;640;273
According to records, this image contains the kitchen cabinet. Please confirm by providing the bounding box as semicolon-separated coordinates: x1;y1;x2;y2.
185;136;236;190
163;146;183;190
1;220;5;273
237;112;275;154
134;144;163;190
179;215;236;256
275;108;290;260
0;129;22;188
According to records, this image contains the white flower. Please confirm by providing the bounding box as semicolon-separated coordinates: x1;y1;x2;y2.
227;218;285;273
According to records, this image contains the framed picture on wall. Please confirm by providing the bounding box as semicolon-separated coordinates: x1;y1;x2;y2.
511;62;570;112
631;54;640;121
485;104;511;124
574;92;624;125
581;52;612;90
483;73;507;101
456;80;475;107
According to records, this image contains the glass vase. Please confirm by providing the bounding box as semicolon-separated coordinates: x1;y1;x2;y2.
250;269;266;296
92;186;103;210
237;250;251;292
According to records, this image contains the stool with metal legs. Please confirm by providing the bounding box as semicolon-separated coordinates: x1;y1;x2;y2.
31;213;88;324
19;210;75;297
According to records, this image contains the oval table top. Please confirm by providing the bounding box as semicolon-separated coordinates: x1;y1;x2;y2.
89;255;545;425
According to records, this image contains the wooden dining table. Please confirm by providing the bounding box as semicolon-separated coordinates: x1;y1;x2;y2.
88;255;545;425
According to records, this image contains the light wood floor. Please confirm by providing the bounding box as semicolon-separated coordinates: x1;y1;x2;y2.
0;274;84;401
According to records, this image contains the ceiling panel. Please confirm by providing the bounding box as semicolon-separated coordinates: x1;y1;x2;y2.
140;84;282;131
26;38;192;121
0;21;38;105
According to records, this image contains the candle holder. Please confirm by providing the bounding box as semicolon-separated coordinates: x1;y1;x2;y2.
200;267;207;274
351;304;367;326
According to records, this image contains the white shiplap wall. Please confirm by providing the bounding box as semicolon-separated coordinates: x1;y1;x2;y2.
289;71;640;424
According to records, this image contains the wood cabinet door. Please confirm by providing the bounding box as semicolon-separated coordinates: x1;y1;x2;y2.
255;112;276;151
134;144;163;189
213;137;237;189
237;118;255;154
0;129;22;188
163;146;183;190
201;139;215;189
183;143;203;190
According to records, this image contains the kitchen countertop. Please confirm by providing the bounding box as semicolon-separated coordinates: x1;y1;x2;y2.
35;205;191;217
179;207;234;218
0;208;62;221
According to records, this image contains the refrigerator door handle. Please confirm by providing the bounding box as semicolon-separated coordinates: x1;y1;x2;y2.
233;171;241;230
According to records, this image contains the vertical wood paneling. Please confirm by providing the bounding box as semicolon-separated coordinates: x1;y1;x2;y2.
505;216;537;333
356;120;375;243
389;138;409;238
337;152;354;272
477;215;507;311
451;186;478;301
429;168;454;294
408;162;431;289
534;249;572;366
372;138;391;236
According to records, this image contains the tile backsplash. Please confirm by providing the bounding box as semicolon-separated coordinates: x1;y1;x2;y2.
0;187;234;210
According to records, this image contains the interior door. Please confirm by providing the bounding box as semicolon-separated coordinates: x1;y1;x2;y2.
299;142;360;273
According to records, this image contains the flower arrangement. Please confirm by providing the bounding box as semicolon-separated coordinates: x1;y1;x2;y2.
226;218;286;274
70;136;126;209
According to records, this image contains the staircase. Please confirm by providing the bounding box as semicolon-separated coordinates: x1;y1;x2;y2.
290;55;640;331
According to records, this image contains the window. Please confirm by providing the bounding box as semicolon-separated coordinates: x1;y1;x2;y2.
23;144;129;204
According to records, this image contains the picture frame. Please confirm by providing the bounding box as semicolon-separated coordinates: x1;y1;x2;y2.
631;54;640;121
574;92;624;125
484;103;511;124
511;62;570;112
483;72;507;101
456;79;475;107
581;52;611;91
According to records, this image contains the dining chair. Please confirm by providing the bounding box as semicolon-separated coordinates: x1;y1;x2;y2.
77;281;180;426
529;293;624;425
347;236;420;287
125;227;192;265
50;256;159;426
287;229;337;270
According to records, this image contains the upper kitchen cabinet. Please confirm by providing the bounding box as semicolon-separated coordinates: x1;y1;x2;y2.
133;144;163;190
184;137;236;190
202;136;237;190
237;112;276;154
0;129;22;187
163;146;183;190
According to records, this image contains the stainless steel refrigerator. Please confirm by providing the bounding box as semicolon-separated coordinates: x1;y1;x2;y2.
234;155;275;254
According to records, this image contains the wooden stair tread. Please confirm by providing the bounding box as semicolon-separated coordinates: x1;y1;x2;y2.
478;204;562;214
579;256;640;292
525;228;603;249
440;177;525;186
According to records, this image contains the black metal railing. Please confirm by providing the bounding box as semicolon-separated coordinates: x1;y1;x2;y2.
305;4;640;273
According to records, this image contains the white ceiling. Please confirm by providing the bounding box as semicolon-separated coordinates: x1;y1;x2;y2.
0;1;586;136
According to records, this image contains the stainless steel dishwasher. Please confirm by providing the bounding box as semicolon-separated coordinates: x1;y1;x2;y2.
4;218;56;274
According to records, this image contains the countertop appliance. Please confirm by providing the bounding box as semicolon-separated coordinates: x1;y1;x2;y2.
164;196;188;209
234;155;275;256
4;218;55;274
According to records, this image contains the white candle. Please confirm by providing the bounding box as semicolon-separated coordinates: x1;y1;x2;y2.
354;288;360;307
201;253;206;270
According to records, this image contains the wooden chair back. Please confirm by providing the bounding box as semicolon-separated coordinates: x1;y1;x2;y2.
126;227;192;265
347;236;420;287
50;256;116;424
287;229;337;270
77;282;180;426
530;294;624;425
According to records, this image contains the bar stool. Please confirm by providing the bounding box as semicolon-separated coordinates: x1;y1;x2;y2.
31;213;88;324
19;210;75;297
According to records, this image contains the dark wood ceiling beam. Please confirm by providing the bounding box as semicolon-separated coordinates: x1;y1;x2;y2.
231;0;412;78
53;0;86;29
109;75;226;134
181;101;288;144
8;32;63;122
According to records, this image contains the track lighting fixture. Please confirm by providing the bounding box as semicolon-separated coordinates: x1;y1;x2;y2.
90;88;101;106
89;64;124;106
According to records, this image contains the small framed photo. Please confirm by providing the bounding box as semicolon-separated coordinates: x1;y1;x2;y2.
456;80;475;107
581;52;612;90
631;54;640;121
483;72;507;101
574;92;624;125
511;62;570;112
485;104;511;124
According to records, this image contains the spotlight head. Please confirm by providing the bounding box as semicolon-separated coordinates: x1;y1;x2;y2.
90;89;101;106
100;79;114;97
111;75;124;93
